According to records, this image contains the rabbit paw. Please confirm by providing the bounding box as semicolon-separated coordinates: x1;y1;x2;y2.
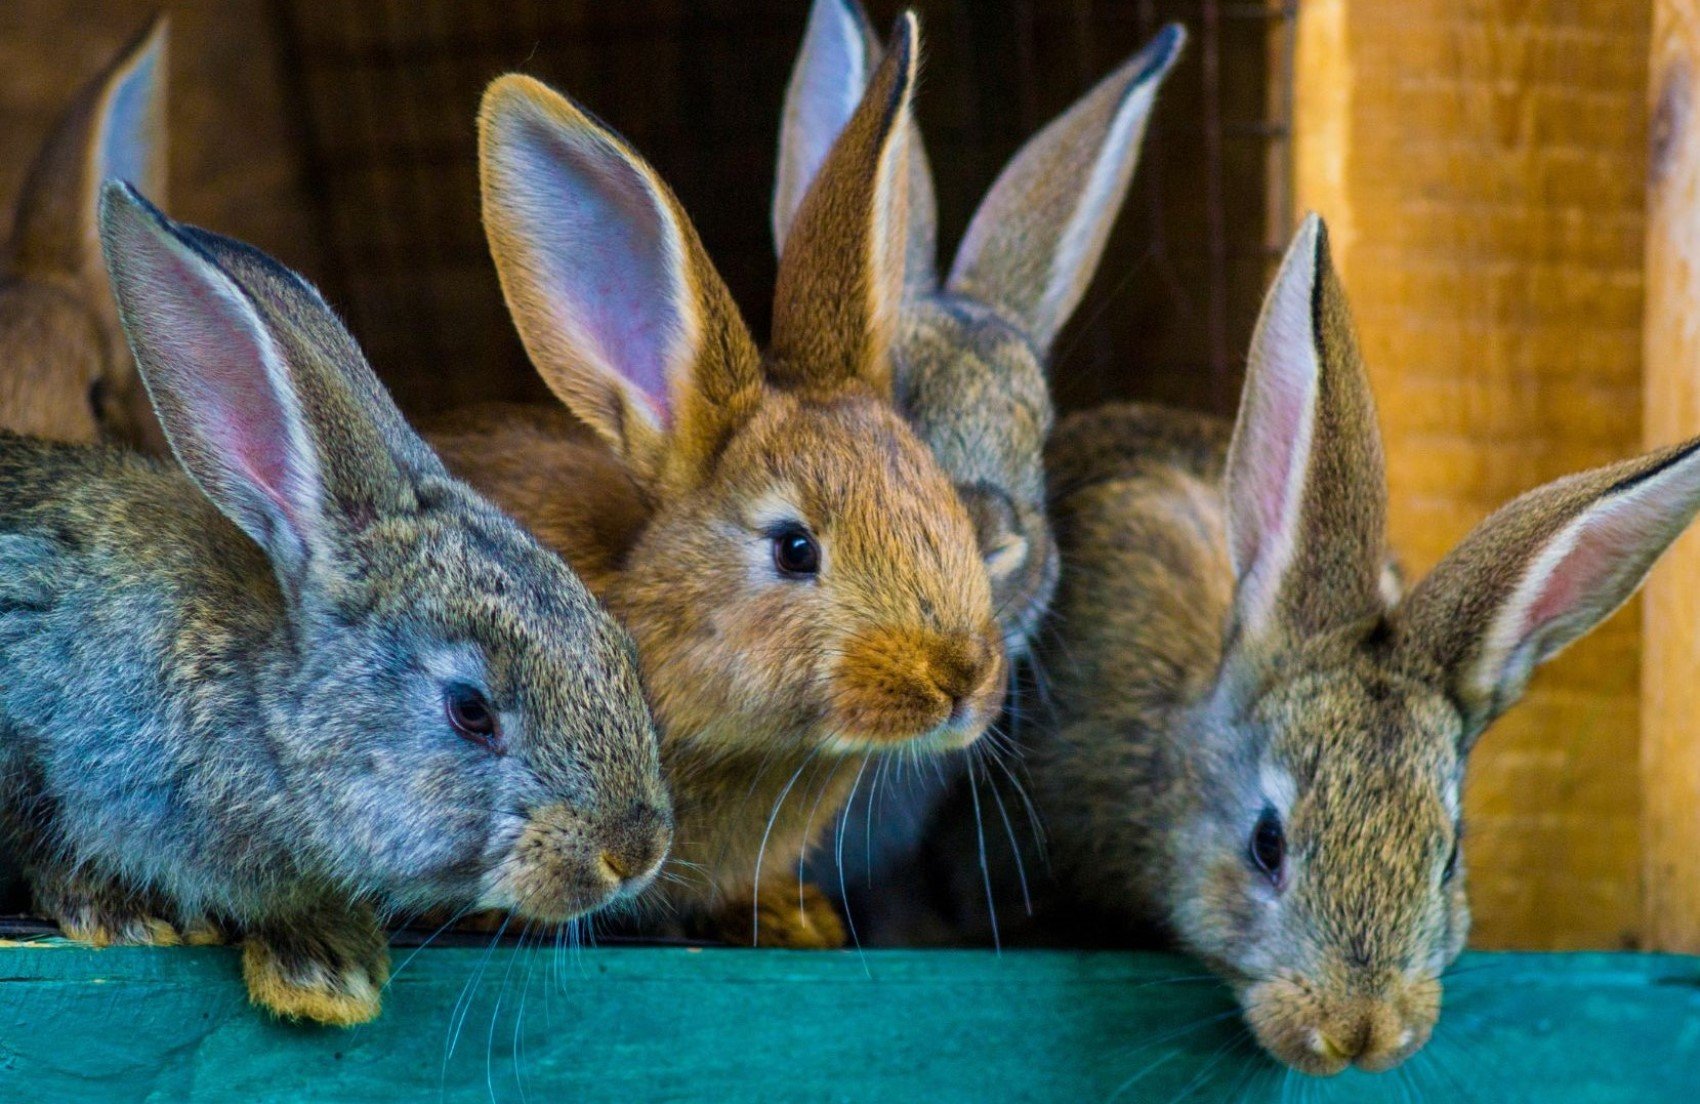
243;908;390;1027
34;870;213;947
716;882;847;949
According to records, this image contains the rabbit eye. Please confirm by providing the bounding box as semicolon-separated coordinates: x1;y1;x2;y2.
446;685;502;752
1249;806;1286;886
1442;832;1461;883
770;524;821;578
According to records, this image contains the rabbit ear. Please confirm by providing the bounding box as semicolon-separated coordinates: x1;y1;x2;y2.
1224;215;1388;659
945;24;1183;351
1399;439;1700;744
7;16;168;285
99;183;439;587
773;0;937;292
480;75;761;484
769;12;918;396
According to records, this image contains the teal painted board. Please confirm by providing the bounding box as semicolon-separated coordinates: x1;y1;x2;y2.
0;944;1696;1102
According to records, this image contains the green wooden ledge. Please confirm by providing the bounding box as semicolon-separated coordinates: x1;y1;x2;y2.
1;941;1695;1102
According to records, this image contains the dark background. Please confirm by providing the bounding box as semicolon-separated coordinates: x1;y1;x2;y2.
3;0;1290;425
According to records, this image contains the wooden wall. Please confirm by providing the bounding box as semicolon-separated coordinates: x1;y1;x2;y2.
1644;0;1700;955
1295;0;1654;948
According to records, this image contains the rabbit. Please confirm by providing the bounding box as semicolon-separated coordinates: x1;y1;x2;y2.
771;0;1184;939
1008;214;1700;1074
0;15;168;451
427;12;1006;949
0;183;672;1027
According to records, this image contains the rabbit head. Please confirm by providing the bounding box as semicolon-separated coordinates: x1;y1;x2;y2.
2;16;168;450
100;184;671;926
1161;216;1700;1074
773;0;1184;659
476;14;1005;763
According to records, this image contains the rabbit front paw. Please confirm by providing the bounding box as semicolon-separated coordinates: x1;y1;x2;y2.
34;868;217;947
243;904;390;1027
715;882;847;949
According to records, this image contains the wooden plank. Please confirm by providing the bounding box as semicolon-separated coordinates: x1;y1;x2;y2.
1643;0;1700;954
1294;0;1654;949
0;945;1696;1101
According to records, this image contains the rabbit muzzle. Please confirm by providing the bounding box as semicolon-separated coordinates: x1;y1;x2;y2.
824;625;1006;752
482;800;674;923
1242;971;1440;1076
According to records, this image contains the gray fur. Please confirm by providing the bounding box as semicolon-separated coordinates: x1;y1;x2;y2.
0;185;669;1025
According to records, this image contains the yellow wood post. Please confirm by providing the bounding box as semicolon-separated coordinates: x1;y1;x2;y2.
1295;0;1653;947
1643;1;1700;953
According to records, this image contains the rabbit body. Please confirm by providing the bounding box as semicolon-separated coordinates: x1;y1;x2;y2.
1016;217;1700;1075
0;186;671;1026
772;0;1186;938
429;14;1006;947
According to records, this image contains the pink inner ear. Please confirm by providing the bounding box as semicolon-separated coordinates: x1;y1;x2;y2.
1227;222;1323;589
1244;370;1309;554
145;242;313;532
502;117;683;426
1520;509;1635;638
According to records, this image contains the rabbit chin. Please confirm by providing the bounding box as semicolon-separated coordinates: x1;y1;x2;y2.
819;714;988;756
1239;974;1440;1076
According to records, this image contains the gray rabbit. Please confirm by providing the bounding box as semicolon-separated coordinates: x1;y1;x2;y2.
1017;216;1700;1072
0;184;671;1026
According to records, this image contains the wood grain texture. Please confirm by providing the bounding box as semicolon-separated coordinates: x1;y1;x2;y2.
1294;0;1652;949
0;944;1696;1101
1643;0;1700;954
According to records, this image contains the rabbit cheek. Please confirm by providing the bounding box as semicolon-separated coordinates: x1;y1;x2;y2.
827;626;1004;749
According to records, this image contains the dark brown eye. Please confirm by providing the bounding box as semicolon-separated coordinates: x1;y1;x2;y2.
446;685;501;751
1250;806;1286;886
1442;832;1461;883
771;525;820;577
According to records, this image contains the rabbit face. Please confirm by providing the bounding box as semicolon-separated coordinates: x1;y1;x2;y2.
896;299;1056;662
286;490;671;925
619;390;1006;759
1179;647;1468;1075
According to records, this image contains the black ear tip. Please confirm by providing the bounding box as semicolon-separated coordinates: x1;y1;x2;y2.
1296;212;1330;271
886;10;917;70
1147;23;1187;75
829;0;871;28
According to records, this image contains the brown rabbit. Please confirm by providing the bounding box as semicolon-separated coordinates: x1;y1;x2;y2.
774;1;1184;939
1024;215;1700;1074
429;14;1005;948
775;2;1182;662
0;15;168;450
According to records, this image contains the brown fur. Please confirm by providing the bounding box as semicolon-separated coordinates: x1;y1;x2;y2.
1027;217;1700;1074
431;15;1003;944
0;16;168;450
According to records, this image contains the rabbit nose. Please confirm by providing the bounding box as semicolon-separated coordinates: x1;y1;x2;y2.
1312;1004;1419;1072
598;803;672;891
940;642;1005;726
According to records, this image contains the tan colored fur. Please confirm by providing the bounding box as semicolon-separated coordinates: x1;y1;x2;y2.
1029;217;1700;1074
433;16;1003;944
0;17;167;450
